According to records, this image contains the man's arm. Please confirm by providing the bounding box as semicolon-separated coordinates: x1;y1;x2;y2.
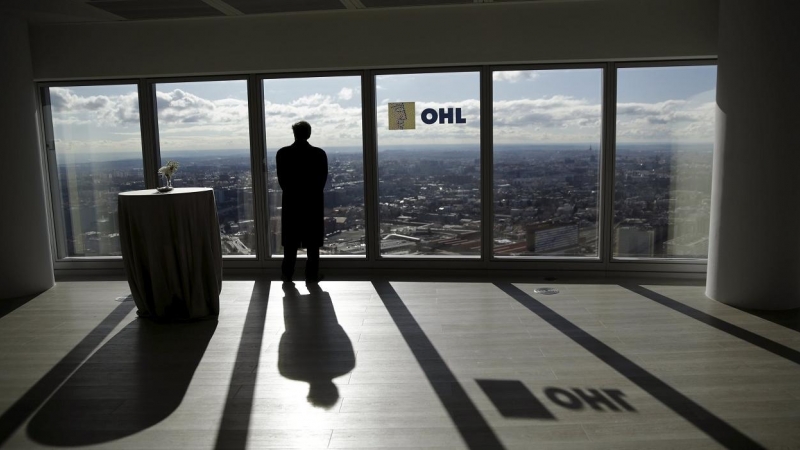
320;151;329;191
276;149;287;190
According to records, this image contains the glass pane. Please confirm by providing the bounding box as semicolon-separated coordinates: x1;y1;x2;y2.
375;72;481;257
263;76;365;257
493;69;602;257
47;85;144;257
155;80;256;256
614;65;717;258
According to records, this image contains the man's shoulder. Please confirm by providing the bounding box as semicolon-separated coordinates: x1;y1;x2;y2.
277;142;325;158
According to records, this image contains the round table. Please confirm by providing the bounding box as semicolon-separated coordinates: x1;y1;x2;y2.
118;188;222;320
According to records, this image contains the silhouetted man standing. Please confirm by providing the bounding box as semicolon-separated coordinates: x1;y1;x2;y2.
277;121;328;284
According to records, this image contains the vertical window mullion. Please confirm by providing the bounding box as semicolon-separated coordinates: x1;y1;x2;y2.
362;70;380;263
480;66;493;264
139;81;160;190
248;75;270;261
600;63;617;267
39;86;68;260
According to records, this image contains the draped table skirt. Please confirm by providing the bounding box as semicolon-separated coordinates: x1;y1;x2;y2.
119;188;222;320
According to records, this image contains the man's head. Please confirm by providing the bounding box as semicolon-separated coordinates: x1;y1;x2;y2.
292;121;312;142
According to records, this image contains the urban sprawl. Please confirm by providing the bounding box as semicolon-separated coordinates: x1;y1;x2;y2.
59;144;712;259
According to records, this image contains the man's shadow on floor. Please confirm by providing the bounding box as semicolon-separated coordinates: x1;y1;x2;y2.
278;284;355;409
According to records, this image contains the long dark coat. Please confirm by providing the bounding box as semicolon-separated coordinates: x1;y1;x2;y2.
276;141;328;248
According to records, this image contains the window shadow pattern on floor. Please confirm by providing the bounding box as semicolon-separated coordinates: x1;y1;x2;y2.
213;278;271;450
0;300;136;447
372;281;505;450
624;284;800;365
26;317;217;446
495;282;765;450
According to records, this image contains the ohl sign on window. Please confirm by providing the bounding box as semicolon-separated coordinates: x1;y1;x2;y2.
388;102;467;130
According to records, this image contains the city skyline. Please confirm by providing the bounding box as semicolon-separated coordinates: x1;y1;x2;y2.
54;141;713;165
53;142;711;259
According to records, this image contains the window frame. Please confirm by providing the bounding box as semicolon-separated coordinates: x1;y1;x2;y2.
608;59;717;268
372;67;484;261
488;62;607;262
259;70;369;259
149;75;259;261
39;79;147;263
37;58;716;276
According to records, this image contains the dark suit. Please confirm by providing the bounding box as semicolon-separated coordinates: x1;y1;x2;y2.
276;140;328;281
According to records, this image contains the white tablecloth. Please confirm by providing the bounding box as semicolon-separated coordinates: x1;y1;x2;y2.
119;188;222;320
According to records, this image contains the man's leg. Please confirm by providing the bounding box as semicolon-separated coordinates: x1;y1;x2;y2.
305;246;320;282
282;244;298;283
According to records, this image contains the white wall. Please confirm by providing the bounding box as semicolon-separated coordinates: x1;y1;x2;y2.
0;15;55;299
706;0;800;310
29;0;718;80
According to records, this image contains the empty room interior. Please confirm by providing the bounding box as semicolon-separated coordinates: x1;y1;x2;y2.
1;0;799;449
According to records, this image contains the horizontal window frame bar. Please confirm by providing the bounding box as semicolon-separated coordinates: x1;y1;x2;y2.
144;74;251;85
55;254;706;271
371;66;483;76
490;62;607;72
258;70;366;81
37;79;143;88
614;58;718;69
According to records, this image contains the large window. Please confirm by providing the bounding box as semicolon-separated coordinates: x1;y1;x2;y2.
155;79;256;256
493;69;602;257
613;65;716;259
263;76;365;257
43;62;716;268
375;72;481;257
44;84;144;257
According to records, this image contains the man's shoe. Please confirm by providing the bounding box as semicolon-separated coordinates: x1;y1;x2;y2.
281;275;294;286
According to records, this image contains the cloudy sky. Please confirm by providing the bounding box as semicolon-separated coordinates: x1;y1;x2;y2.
48;65;716;156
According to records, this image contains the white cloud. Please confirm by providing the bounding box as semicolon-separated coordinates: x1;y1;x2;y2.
493;71;539;83
152;89;251;151
49;87;716;154
155;89;249;126
338;87;354;100
493;95;601;130
50;87;139;127
265;93;363;148
615;98;716;142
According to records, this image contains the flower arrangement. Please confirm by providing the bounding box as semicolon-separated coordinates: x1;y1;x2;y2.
157;160;179;191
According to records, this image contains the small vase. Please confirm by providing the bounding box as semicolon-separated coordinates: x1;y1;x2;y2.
156;176;173;193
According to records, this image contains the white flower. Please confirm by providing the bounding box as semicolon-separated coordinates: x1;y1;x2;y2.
157;160;179;178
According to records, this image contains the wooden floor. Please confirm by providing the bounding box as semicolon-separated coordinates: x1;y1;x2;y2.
1;279;799;449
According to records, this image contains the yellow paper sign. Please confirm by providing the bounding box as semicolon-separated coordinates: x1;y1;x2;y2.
388;102;415;130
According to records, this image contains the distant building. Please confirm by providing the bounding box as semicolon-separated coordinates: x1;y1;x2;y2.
615;227;655;256
526;223;580;254
665;236;708;257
